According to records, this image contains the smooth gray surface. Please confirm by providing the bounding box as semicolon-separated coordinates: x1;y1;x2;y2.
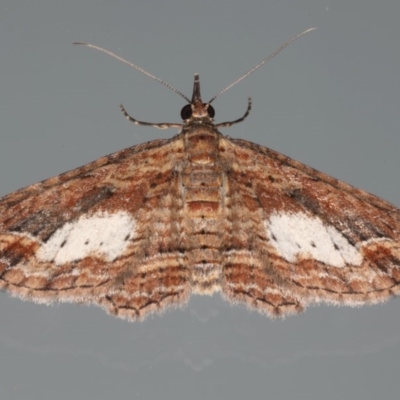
1;1;399;399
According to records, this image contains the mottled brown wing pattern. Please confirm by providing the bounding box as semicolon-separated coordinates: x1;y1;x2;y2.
0;137;192;321
2;123;400;321
219;137;400;316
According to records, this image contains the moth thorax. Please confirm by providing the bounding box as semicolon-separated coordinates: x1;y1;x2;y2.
185;128;219;165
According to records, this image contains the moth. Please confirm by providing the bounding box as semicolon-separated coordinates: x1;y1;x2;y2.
1;28;399;322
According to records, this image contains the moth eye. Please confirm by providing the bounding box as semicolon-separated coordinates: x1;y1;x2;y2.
180;104;192;120
207;104;215;118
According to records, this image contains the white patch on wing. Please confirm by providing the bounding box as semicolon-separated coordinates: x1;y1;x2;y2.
265;212;362;267
37;211;135;265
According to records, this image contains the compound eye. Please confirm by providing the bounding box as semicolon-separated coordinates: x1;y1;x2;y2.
180;104;192;120
207;104;215;118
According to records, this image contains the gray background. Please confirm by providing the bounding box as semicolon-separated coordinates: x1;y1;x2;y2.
0;1;399;399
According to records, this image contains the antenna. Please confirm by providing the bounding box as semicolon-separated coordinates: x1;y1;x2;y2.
73;42;191;103
208;27;316;103
73;28;316;105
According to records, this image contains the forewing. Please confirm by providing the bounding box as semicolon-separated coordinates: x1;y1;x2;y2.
219;137;400;316
0;137;191;321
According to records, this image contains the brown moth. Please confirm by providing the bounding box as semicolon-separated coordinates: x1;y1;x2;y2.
1;29;399;321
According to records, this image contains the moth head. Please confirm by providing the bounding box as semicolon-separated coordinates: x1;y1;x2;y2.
180;74;215;121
